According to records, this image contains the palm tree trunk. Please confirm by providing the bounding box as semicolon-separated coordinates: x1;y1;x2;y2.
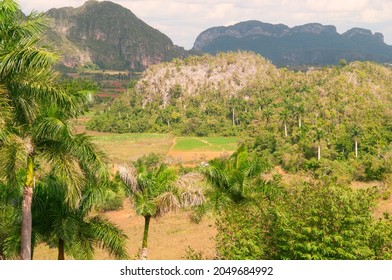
20;156;34;260
284;122;288;137
317;145;321;161
58;239;65;260
140;215;151;260
232;107;235;126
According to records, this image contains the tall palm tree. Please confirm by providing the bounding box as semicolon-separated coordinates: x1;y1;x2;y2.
0;1;102;259
1;173;129;260
118;156;204;259
0;105;109;259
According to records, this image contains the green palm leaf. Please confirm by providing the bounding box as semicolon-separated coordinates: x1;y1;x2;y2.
88;216;129;259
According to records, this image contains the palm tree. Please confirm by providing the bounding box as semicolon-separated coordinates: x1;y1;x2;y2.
0;1;102;259
314;127;324;161
33;175;128;260
1;0;63;259
280;109;290;138
0;107;109;259
118;156;204;259
201;145;271;210
350;125;362;158
1;173;129;260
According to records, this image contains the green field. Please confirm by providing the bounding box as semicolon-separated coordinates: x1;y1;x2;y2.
172;137;238;152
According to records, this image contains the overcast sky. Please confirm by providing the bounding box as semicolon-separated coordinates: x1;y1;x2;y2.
18;0;392;50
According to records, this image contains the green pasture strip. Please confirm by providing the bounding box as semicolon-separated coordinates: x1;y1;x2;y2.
201;137;238;149
172;137;209;151
172;136;239;151
92;133;173;143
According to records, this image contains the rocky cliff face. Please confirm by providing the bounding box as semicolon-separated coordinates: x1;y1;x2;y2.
193;21;392;66
46;0;188;71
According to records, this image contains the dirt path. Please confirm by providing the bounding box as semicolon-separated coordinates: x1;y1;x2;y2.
168;137;177;153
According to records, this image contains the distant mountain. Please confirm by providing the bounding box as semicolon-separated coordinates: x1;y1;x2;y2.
45;0;188;71
193;21;392;66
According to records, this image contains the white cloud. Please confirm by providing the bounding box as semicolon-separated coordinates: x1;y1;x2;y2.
18;0;392;48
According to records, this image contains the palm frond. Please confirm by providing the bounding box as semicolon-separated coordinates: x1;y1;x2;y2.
68;134;109;180
3;229;21;259
38;131;109;206
174;172;205;208
0;0;18;12
118;164;140;193
79;180;110;214
0;86;12;132
33;116;70;143
19;11;48;37
0;1;47;40
180;186;205;208
155;191;181;217
134;192;156;217
88;216;129;259
175;172;203;188
0;134;27;187
9;68;72;114
66;235;95;260
202;164;229;190
0;37;58;79
46;153;85;206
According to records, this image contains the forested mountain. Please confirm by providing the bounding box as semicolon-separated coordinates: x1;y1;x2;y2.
88;52;279;135
45;0;188;71
193;21;392;66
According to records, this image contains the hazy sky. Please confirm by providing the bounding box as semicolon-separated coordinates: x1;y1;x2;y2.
18;0;392;50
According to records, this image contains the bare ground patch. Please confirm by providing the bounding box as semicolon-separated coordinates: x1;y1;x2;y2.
167;150;232;166
33;200;216;260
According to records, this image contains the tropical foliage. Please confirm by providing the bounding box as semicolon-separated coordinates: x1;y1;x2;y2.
205;147;392;260
215;178;392;260
0;0;117;260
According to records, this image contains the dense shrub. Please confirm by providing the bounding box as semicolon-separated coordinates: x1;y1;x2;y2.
216;180;392;260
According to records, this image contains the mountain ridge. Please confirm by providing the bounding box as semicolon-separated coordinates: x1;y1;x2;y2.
193;21;392;66
43;1;392;69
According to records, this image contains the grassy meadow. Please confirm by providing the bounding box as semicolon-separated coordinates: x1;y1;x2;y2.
91;133;174;163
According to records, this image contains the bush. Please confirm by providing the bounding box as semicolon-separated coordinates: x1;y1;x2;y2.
215;180;392;260
95;189;124;212
183;246;205;260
